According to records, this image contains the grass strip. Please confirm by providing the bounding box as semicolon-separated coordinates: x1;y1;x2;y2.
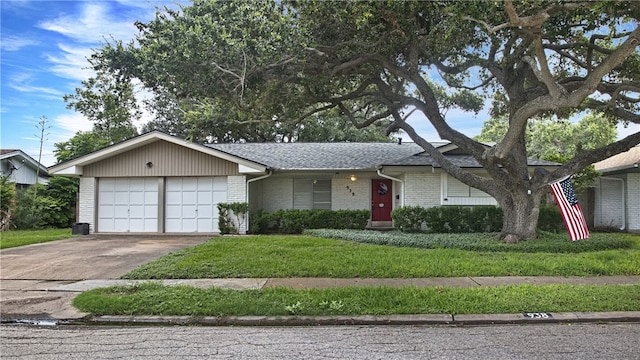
121;235;640;279
0;228;72;249
73;283;640;316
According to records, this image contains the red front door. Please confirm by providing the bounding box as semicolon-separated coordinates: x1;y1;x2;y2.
371;179;393;221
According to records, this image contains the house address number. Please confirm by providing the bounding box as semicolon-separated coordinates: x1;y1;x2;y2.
523;312;552;319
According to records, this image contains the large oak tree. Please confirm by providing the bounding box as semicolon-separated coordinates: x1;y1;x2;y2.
95;0;639;242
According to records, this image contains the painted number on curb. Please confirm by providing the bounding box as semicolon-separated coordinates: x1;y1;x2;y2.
523;312;552;319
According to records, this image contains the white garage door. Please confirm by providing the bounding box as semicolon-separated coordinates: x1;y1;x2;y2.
165;177;227;232
98;178;158;232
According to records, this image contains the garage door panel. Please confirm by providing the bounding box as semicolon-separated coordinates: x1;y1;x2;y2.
114;192;129;204
98;178;158;233
165;177;227;233
129;205;144;218
182;191;197;205
197;219;214;232
198;191;213;203
197;205;213;217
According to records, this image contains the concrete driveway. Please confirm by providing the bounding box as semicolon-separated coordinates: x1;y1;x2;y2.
0;234;211;320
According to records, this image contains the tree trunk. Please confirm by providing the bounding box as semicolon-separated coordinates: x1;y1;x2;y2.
497;191;542;243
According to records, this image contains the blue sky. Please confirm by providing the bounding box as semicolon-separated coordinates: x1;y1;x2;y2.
1;1;637;167
1;0;181;166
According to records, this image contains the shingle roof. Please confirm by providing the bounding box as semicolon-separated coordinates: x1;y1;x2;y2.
206;142;558;170
206;142;425;170
594;145;640;172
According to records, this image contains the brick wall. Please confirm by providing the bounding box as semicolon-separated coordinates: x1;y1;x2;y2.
626;173;640;231
260;176;293;211
332;176;370;210
78;177;96;233
403;172;441;207
226;175;247;234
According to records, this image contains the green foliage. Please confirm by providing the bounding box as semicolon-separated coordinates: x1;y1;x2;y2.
53;131;111;163
217;202;249;235
46;176;78;210
305;230;637;254
63;68;139;145
11;179;77;230
13;185;71;230
537;205;566;233
0;176;16;231
92;0;639;241
392;206;503;233
476;113;617;158
391;205;568;234
250;209;370;234
390;206;427;232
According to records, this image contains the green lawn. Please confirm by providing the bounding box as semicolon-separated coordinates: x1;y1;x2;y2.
77;232;640;317
0;228;72;249
122;233;640;279
73;282;640;316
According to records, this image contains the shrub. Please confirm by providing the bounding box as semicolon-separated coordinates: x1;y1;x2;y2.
391;206;427;232
13;185;71;230
537;205;566;233
217;202;249;234
393;205;503;233
392;205;566;234
250;209;370;234
0;176;15;231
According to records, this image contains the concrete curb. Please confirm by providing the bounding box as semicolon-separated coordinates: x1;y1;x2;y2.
50;311;640;327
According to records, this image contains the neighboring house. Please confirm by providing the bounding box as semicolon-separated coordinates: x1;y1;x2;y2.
0;149;49;188
592;145;640;232
48;131;558;234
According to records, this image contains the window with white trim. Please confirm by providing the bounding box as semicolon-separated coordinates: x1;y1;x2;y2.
293;178;331;210
442;174;497;206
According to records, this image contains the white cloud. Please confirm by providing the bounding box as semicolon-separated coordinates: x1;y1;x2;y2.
44;43;95;81
53;112;94;137
8;73;65;96
0;35;39;51
38;3;139;44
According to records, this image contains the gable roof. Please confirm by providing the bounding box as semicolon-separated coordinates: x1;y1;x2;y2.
0;149;49;174
47;131;267;176
594;145;640;173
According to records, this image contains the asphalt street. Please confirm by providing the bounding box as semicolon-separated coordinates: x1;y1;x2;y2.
2;322;639;359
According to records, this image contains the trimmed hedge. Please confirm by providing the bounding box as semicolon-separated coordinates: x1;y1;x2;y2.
391;205;565;233
250;209;370;234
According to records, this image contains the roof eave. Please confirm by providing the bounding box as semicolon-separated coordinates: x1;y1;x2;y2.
48;131;267;175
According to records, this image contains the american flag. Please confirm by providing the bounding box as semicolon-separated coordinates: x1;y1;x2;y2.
549;176;589;241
